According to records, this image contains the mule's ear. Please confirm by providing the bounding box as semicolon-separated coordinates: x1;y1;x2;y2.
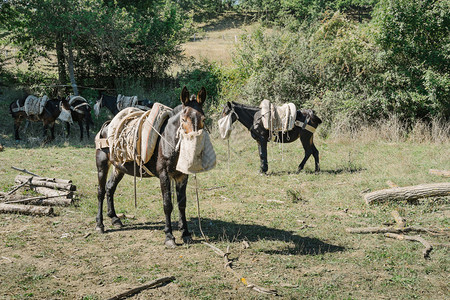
197;87;206;105
180;86;190;106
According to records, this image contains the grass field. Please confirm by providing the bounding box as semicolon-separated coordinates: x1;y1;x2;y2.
0;94;449;299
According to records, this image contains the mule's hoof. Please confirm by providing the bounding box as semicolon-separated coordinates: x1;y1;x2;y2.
182;235;193;244
165;239;177;249
111;218;123;228
95;226;105;234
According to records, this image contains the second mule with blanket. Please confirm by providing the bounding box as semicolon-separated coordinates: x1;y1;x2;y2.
219;100;322;174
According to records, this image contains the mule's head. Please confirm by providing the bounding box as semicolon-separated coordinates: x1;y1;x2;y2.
58;99;73;124
220;101;238;123
179;86;206;134
301;109;322;128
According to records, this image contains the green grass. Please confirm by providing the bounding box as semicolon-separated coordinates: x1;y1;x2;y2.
0;112;449;299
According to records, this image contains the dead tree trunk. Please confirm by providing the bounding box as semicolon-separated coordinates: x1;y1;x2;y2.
364;183;450;205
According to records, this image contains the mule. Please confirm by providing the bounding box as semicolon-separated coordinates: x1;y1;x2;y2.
9;96;73;142
95;87;207;248
221;101;322;174
65;96;94;140
94;93;153;117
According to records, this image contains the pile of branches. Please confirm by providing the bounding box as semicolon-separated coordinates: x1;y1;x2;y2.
0;167;76;216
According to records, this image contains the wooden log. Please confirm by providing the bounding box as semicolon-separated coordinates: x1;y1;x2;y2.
385;233;433;259
364;182;450;205
0;203;53;216
429;169;450;177
15;174;72;184
15;175;76;191
107;276;175;300
32;186;73;199
39;198;73;207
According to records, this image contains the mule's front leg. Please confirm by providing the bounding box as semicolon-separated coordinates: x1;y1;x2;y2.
160;172;176;248
312;144;320;172
257;140;268;174
96;150;109;233
176;176;192;244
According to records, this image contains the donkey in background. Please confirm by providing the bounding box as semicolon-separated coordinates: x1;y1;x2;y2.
221;101;322;174
9;95;73;142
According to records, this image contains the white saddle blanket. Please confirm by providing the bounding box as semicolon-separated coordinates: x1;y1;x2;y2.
116;95;138;111
24;95;49;116
260;99;296;132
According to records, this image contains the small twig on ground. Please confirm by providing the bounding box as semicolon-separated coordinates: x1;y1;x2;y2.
106;276;175;300
385;233;433;259
202;242;278;296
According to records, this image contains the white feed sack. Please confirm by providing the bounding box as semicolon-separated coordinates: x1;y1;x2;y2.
218;113;233;140
176;129;216;174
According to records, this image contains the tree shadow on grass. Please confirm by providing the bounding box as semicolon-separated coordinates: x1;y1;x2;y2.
109;217;345;256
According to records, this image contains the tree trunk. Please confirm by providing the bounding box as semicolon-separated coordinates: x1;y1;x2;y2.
364;183;450;205
0;203;53;216
56;38;67;94
67;40;79;96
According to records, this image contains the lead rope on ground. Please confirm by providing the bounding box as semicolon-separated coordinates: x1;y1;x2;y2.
194;174;208;242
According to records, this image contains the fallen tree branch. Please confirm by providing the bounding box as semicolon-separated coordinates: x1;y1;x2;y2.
11;166;39;176
385;233;433;259
202;242;278;296
364;182;450;204
106;276;175;300
0;203;53;216
345;226;445;235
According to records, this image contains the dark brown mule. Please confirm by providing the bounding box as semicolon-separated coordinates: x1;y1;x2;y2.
9;96;73;142
221;101;322;174
95;87;206;248
66;96;94;140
